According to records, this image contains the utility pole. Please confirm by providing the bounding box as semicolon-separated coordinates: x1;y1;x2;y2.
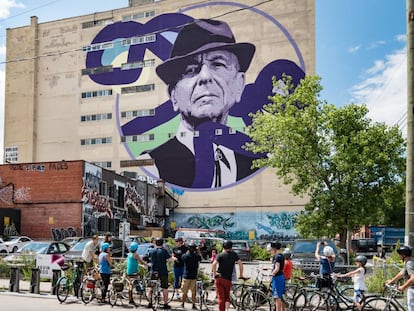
406;0;414;248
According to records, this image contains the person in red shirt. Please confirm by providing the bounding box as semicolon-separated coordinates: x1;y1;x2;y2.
282;248;293;282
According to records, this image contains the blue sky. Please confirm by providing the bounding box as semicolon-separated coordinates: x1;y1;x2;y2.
0;0;407;161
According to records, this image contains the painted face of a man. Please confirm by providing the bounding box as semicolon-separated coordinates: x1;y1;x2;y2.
170;50;245;127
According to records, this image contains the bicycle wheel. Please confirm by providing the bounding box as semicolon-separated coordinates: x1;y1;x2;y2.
131;279;144;306
150;285;161;311
201;282;217;309
108;286;118;306
230;284;243;308
80;278;95;304
285;284;298;309
56;277;70;303
306;291;329;311
362;297;399;311
293;290;307;311
241;289;272;311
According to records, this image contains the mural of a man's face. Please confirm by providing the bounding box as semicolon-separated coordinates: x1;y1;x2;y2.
170;50;245;128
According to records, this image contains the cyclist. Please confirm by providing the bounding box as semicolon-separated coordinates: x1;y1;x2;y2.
99;242;113;303
181;243;202;309
315;241;335;289
126;242;149;304
335;255;367;311
282;248;293;283
269;241;285;311
81;235;99;269
386;245;414;311
172;237;188;300
148;238;173;309
212;240;244;311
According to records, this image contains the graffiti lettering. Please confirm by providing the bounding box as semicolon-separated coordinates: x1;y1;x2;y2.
14;186;31;202
49;160;69;170
187;215;235;230
51;227;78;241
81;179;113;218
9;164;24;170
3;223;19;237
0;183;13;205
125;183;145;214
266;212;297;230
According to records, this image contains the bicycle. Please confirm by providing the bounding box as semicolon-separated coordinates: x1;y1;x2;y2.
362;284;407;311
147;272;163;310
108;271;145;307
80;266;103;304
55;260;84;303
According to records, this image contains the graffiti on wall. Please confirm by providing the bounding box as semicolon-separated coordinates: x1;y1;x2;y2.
0;182;32;204
125;183;145;214
84;2;307;191
174;211;299;240
51;227;79;241
81;179;113;218
4;222;19;237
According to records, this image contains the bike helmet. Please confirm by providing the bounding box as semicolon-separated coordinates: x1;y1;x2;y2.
397;245;412;257
101;242;111;252
323;246;334;257
130;242;139;252
223;240;233;250
188;243;197;252
355;255;367;266
155;238;164;246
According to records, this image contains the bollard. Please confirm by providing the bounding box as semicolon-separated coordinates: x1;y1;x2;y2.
51;269;61;295
8;266;20;292
30;267;40;294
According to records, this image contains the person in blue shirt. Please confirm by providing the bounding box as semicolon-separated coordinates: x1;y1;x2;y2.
99;242;113;303
126;242;149;304
315;241;336;290
269;241;285;311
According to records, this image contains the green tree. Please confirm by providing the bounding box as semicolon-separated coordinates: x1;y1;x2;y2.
245;75;406;247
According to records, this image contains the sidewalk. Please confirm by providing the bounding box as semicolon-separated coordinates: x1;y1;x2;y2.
0;277;54;299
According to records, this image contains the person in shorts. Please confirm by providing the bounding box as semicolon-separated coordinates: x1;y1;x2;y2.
181;243;202;309
269;241;285;311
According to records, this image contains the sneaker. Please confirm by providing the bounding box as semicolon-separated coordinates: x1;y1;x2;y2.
162;304;171;309
147;303;153;308
181;302;185;308
192;304;197;310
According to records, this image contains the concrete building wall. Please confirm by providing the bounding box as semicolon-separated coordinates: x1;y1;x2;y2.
4;0;315;239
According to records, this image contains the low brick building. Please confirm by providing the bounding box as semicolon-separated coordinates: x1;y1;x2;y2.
0;160;177;240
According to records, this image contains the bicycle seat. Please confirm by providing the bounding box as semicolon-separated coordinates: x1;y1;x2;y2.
238;276;250;281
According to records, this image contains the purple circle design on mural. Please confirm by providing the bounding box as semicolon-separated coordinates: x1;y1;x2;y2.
108;2;307;192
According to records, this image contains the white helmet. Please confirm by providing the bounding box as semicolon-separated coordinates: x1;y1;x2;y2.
323;246;334;256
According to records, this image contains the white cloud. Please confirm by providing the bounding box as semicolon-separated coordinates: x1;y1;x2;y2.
367;40;386;49
348;45;361;54
350;48;407;132
0;0;25;19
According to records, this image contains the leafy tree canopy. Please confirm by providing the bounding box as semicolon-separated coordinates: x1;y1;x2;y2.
245;75;406;242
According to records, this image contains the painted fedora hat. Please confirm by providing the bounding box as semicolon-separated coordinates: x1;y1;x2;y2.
156;19;256;85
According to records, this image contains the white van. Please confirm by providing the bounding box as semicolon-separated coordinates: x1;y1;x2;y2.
174;228;220;240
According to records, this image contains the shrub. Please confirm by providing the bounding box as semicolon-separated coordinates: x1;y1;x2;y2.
250;244;271;261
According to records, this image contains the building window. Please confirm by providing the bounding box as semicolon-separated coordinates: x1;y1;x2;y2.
121;134;154;142
82;42;114;52
121;109;155;119
122;10;155;21
81;89;113;99
121;84;155;94
215;129;223;135
168;133;175;139
80;137;112;146
82;18;113;29
193;131;200;137
5;146;18;163
99;181;108;196
93;161;112;169
229;128;237;135
82;65;113;75
81;113;112;122
121;59;155;70
121;34;156;46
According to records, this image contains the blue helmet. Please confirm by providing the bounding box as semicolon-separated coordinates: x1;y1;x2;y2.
101;242;111;252
130;242;139;252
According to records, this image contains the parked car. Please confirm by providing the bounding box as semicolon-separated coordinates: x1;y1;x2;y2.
125;235;147;248
291;239;345;267
4;240;71;263
137;242;172;262
231;240;252;261
2;236;33;253
0;238;8;254
61;237;84;248
64;236;128;261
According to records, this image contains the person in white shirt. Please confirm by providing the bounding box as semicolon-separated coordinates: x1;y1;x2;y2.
81;235;99;268
335;255;367;311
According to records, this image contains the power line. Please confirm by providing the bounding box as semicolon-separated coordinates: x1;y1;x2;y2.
0;0;273;65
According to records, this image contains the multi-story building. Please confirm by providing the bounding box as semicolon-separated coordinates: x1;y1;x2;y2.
3;0;314;240
0;160;177;239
